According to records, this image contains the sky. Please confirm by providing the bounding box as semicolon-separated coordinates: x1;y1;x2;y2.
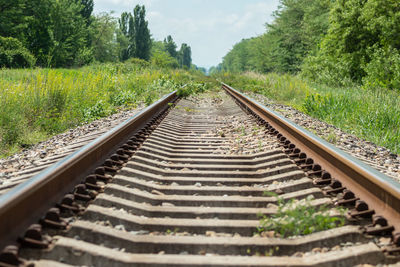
93;0;280;69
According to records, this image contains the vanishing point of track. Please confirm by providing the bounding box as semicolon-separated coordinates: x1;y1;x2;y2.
0;84;400;266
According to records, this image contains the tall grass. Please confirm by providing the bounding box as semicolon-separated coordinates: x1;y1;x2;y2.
0;62;210;157
217;72;400;154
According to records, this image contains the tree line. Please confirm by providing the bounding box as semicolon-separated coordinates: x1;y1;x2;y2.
213;0;400;89
0;0;193;70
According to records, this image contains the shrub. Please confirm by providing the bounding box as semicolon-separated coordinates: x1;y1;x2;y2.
301;51;354;87
83;100;112;121
74;47;94;67
362;45;400;90
0;37;36;68
177;82;207;97
126;57;150;68
109;90;137;107
151;50;179;69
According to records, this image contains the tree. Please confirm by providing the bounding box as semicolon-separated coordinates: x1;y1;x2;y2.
221;38;252;72
118;12;132;61
0;0;27;41
75;0;93;25
23;0;53;66
131;5;151;60
117;5;151;61
217;0;331;74
151;50;179;68
90;12;119;62
302;0;400;87
163;35;177;58
178;43;191;68
47;0;91;67
263;0;331;73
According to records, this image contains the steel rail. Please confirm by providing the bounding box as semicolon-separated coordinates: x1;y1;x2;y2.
0;91;177;251
222;82;400;235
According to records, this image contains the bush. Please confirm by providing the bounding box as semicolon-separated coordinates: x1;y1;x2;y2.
301;51;354;88
74;47;94;67
126;57;150;68
0;37;36;68
83;100;112;121
177;82;207;97
151;50;179;68
109;90;137;107
362;45;400;90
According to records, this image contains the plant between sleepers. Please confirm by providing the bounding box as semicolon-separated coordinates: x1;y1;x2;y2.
257;193;345;238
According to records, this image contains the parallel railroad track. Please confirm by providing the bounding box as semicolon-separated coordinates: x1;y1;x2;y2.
0;84;400;266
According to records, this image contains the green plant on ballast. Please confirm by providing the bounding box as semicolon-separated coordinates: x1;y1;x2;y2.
258;193;345;237
176;81;208;97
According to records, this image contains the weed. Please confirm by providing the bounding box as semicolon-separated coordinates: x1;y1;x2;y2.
166;228;180;235
325;130;338;144
183;107;195;112
257;194;345;237
241;126;246;136
83;100;111;121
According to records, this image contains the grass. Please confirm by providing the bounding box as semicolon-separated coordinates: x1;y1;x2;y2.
215;71;400;154
257;194;345;238
0;62;213;157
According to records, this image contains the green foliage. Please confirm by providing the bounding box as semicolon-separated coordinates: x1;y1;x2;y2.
75;0;93;25
0;0;27;40
258;195;345;237
126;57;150;68
23;0;53;66
151;50;179;69
178;43;192;69
117;5;151;61
0;37;36;68
218;0;331;74
303;0;400;87
90;12;119;63
218;0;400;90
48;0;92;67
0;1;194;70
83;100;112;121
163;35;178;58
221;38;252;72
176;82;207;97
215;72;311;106
109;90;137;107
132;5;151;60
0;106;25;145
362;45;400;90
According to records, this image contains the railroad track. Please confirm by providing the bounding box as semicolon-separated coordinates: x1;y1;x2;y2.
0;84;400;266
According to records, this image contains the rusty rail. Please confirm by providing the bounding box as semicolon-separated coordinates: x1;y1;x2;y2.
222;82;400;239
0;91;177;251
